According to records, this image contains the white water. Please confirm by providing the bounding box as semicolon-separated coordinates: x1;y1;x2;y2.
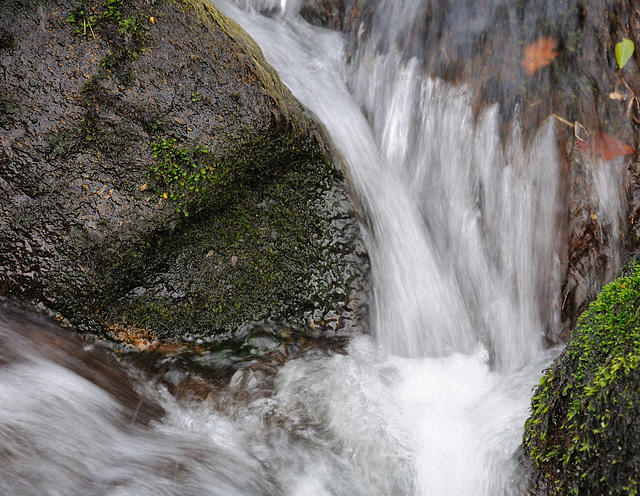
201;0;624;492
212;0;565;370
1;1;632;494
0;314;559;495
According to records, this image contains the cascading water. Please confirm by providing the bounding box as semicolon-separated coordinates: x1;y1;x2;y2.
1;1;633;495
212;0;564;370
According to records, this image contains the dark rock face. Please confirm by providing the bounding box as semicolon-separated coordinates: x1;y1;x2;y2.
0;0;369;353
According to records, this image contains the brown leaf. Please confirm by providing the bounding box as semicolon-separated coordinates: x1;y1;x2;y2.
574;131;634;162
521;37;558;76
349;7;360;26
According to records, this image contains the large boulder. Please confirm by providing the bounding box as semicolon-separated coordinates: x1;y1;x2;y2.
0;0;369;355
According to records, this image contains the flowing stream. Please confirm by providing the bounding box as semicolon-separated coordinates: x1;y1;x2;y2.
1;1;631;495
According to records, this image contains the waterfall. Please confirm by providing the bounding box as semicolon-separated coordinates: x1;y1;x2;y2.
203;1;566;492
1;0;632;495
212;0;563;370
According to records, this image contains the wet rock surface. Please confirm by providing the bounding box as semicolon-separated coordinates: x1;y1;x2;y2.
0;0;369;354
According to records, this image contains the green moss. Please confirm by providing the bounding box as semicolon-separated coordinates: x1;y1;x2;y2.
149;138;217;215
69;0;149;42
68;0;150;85
50;0;157;160
70;135;337;342
524;261;640;495
48;114;340;345
148;130;323;217
68;3;97;37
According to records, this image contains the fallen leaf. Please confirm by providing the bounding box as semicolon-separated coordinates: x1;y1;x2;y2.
574;131;634;162
349;6;360;26
522;37;558;76
110;323;158;351
150;16;155;24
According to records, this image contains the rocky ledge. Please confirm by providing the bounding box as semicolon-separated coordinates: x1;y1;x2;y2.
0;0;369;358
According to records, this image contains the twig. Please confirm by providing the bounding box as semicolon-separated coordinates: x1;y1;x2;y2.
552;114;573;127
561;290;569;311
552;114;589;141
619;71;640;118
574;121;589;141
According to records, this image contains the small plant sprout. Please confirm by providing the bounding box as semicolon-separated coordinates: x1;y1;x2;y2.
610;38;639;118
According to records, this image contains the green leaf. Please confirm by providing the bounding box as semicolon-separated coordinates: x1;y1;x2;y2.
616;38;635;70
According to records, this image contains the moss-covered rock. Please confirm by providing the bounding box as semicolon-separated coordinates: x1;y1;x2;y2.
523;260;640;495
0;0;369;355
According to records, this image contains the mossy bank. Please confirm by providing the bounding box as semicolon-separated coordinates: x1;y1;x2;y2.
523;259;640;495
0;0;369;355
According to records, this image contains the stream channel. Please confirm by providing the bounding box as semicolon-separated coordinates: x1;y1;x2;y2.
0;0;630;494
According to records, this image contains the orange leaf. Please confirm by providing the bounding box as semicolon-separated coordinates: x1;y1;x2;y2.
574;131;634;162
521;37;558;76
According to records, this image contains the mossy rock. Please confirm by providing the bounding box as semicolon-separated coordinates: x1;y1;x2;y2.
523;259;640;495
0;0;369;356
